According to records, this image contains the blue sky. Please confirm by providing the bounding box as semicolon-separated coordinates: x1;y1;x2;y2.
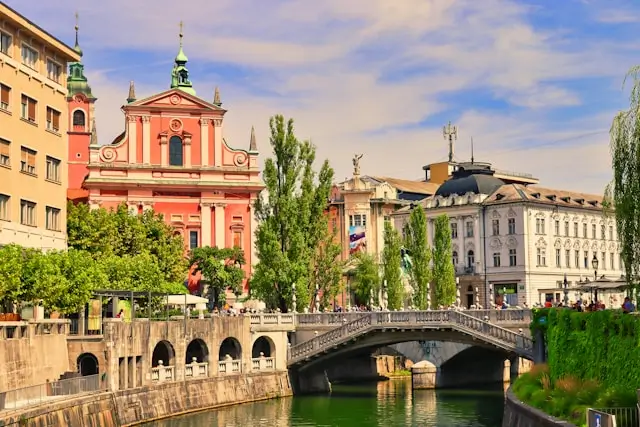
8;0;640;192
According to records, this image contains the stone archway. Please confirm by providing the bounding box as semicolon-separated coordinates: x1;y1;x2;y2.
77;352;99;376
152;340;176;367
219;337;242;361
186;338;209;364
251;336;275;358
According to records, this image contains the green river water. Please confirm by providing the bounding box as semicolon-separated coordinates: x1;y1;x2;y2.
144;379;506;427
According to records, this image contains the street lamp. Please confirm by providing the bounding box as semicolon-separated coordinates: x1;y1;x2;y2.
291;283;297;313
563;274;569;306
591;255;599;303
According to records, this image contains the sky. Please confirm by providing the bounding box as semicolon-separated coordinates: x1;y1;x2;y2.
8;0;640;193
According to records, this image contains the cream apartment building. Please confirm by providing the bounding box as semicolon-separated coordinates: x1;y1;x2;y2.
0;3;81;250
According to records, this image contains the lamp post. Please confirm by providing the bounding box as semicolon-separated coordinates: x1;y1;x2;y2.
563;273;569;306
591;255;599;303
489;284;494;308
291;283;297;313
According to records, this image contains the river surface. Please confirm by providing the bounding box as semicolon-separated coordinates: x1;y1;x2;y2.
144;379;506;427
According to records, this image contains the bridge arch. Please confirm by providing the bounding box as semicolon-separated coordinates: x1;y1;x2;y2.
77;352;99;376
439;345;509;387
152;340;176;367
251;336;275;358
219;337;242;361
186;338;209;364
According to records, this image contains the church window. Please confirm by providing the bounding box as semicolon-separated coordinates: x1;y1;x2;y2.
169;136;183;166
73;110;85;127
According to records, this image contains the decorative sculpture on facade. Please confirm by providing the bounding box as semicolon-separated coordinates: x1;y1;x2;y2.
352;154;363;176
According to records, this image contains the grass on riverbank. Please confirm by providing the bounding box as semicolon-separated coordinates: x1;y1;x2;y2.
512;364;636;427
385;369;412;378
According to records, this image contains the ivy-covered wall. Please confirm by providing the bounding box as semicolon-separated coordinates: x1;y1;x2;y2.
532;308;640;392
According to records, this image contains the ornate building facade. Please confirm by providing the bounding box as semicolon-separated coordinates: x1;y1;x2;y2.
67;30;263;291
393;162;623;308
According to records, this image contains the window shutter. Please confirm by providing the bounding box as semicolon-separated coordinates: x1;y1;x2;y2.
52;111;60;130
0;85;8;105
28;99;36;121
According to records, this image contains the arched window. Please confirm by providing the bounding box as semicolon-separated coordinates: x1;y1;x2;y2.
169;136;183;166
467;250;475;268
72;110;85;127
452;251;458;266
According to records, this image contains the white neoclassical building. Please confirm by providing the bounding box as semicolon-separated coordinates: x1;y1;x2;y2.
393;161;623;307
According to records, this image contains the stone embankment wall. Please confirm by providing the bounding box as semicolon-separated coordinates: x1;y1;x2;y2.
502;388;576;427
0;372;291;427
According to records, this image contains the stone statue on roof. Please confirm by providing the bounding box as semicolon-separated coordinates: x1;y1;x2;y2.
353;154;363;176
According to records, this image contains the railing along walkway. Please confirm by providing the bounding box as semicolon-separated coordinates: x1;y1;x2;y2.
287;310;533;366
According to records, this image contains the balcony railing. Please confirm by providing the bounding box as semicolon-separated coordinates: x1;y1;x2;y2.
251;357;275;371
455;265;476;275
218;359;241;375
150;361;174;382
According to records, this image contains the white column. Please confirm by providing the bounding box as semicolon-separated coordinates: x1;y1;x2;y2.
141;116;151;164
184;135;192;168
142;202;153;213
214;203;226;248
474;214;481;272
127;115;137;163
201;202;212;247
160;135;168;166
200;118;210;166
213;119;222;167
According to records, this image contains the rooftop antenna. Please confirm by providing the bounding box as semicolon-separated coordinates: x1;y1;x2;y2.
471;136;475;164
443;121;458;163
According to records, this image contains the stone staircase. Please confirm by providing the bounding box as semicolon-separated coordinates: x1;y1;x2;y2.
287;310;534;367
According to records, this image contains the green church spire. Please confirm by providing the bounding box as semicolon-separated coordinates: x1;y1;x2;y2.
170;21;196;96
67;12;95;100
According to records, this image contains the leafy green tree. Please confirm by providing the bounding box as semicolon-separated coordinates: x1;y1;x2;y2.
189;246;245;308
67;202;187;283
0;245;26;308
403;206;432;309
351;252;380;307
310;232;344;310
382;222;404;310
252;115;336;311
606;66;640;294
432;214;456;307
20;249;60;309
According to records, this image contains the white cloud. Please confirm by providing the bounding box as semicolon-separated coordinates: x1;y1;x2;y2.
6;0;635;194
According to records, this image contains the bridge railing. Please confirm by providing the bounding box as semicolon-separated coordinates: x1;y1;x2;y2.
249;313;295;326
288;310;533;364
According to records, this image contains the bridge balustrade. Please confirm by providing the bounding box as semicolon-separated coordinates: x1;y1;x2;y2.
249;313;295;326
218;359;241;375
184;357;209;378
251;357;275;371
150;360;175;382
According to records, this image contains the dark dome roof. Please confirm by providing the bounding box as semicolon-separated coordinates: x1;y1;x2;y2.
435;163;505;198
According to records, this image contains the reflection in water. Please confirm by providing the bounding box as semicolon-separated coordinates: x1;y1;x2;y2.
146;379;505;427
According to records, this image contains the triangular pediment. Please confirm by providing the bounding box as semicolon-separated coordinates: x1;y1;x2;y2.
127;89;225;112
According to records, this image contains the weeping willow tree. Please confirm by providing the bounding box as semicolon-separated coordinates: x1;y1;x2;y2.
605;66;640;295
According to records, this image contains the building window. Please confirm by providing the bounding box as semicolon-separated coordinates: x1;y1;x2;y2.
554;220;559;235
466;221;473;237
565;249;570;268
451;222;458;239
452;251;458;265
509;249;517;266
0;194;8;220
592;224;596;239
20;200;36;226
492;219;499;236
492;252;501;267
0;31;11;55
46;107;61;132
574;222;578;237
583;223;587;238
20;146;36;175
73;110;86;127
233;230;243;249
46;156;60;182
0;138;9;167
564;221;569;236
537;248;546;266
46;59;61;83
349;214;367;227
20;94;37;122
466;250;475;268
507;218;515;235
0;83;9;110
45;206;60;231
169;135;183;166
21;44;38;69
601;252;606;270
189;230;199;250
610;252;615;270
584;251;589;268
536;218;545;234
574;250;580;269
609;226;614;241
555;249;561;267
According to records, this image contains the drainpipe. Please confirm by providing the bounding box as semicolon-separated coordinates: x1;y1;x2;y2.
482;205;489;307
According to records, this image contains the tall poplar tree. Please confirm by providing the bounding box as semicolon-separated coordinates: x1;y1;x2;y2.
351;252;380;307
432;214;456;307
606;66;640;294
252;115;338;311
403;206;432;309
382;222;403;310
